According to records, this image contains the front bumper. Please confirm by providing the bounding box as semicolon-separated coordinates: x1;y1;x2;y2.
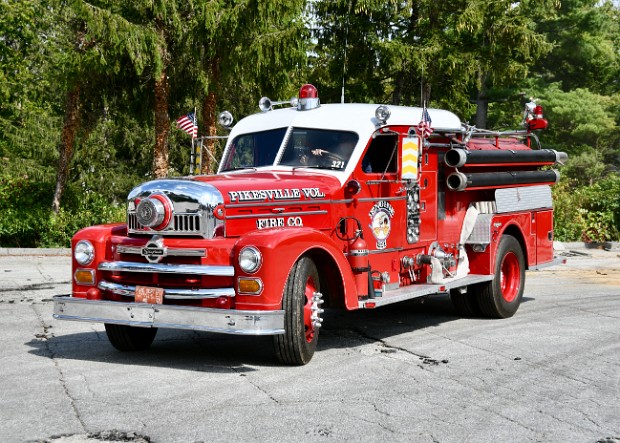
53;295;284;335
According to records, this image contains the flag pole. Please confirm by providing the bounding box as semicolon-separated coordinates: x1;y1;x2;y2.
190;137;195;176
194;106;201;175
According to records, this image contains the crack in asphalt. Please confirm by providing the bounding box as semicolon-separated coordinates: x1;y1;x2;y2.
234;369;280;405
347;327;449;366
354;410;396;434
30;304;87;433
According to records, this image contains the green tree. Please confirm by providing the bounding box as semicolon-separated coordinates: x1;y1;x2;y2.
455;0;556;128
534;0;620;95
190;0;307;173
524;82;619;185
0;0;59;179
65;0;187;184
310;0;554;125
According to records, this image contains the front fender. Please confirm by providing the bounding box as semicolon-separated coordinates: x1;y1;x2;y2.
234;228;358;310
71;223;127;297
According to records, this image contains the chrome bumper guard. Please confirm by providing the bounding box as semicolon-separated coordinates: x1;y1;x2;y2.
53;295;285;335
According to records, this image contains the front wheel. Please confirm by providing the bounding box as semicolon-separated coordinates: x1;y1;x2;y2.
104;324;157;351
476;235;526;319
273;256;323;365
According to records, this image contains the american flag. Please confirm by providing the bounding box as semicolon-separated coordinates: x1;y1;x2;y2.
417;107;433;139
176;111;198;138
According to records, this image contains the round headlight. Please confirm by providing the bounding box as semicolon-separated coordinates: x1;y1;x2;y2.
74;240;95;266
238;246;262;274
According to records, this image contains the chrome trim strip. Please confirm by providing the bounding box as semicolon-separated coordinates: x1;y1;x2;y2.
357;196;406;203
345;247;404;256
330;199;355;205
226;199;331;208
116;246;207;257
98;261;234;277
368;247;404;255
53;295;285;335
225;210;328;220
116;246;142;254
365;180;400;184
98;281;236;299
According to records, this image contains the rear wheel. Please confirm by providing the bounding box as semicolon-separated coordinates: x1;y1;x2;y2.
274;256;323;365
104;324;157;351
476;235;525;318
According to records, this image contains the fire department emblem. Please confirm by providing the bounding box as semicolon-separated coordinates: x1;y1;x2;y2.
369;201;395;250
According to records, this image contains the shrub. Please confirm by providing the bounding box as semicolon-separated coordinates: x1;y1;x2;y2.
553;174;620;242
0;173;125;247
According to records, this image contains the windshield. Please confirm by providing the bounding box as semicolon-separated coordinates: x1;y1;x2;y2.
278;128;358;171
220;128;287;171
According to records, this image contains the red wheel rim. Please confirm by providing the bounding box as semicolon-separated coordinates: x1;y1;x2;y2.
303;276;317;342
500;251;521;303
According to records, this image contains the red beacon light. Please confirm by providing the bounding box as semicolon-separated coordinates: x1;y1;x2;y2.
298;84;320;111
524;101;548;131
534;105;544;119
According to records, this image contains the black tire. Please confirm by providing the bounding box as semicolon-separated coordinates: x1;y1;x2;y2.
273;256;321;365
450;288;480;317
104;324;157;351
476;235;526;319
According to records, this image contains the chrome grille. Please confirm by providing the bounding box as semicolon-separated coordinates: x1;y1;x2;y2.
127;210;205;237
174;214;201;233
126;179;223;238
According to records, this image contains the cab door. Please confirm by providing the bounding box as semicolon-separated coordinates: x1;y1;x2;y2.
354;132;407;285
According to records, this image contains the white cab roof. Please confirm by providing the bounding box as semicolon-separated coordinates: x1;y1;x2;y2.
219;103;463;181
227;103;462;142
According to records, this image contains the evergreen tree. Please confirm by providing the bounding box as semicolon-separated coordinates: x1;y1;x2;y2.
310;0;554;125
534;0;620;94
189;0;307;173
455;0;556;128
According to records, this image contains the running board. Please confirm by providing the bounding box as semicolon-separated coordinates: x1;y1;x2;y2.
359;274;494;309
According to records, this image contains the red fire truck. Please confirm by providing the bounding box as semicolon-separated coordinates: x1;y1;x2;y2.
54;85;566;365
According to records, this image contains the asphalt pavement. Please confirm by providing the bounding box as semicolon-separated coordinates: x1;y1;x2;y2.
0;245;618;443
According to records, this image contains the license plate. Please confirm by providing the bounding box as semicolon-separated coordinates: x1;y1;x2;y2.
135;285;164;304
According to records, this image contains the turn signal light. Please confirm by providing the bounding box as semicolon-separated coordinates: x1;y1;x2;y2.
238;278;263;295
74;269;95;285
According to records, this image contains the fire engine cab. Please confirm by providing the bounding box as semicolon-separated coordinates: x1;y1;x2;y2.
54;85;567;365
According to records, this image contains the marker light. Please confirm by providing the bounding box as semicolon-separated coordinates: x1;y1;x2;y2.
218;111;234;127
375;105;391;124
239;246;262;273
74;240;95;266
298;84;320;111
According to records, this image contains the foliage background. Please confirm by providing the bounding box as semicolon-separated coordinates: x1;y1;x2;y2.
1;0;619;247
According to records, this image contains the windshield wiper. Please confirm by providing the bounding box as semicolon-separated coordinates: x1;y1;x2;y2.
221;166;258;172
291;165;344;171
